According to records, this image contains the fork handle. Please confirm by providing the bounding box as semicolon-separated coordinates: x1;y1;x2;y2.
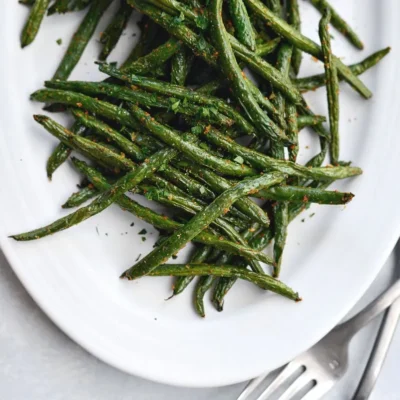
352;296;400;400
333;280;400;340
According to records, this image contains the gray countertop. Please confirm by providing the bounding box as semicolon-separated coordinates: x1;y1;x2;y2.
1;249;399;400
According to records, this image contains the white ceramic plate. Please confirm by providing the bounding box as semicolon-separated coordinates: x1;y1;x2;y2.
1;0;400;388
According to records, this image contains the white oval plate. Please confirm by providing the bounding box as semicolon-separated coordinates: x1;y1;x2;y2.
1;0;400;388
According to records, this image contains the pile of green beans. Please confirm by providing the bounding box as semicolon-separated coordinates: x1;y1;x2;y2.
16;0;389;316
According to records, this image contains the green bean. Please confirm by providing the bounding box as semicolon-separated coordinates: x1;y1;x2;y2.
311;0;363;50
265;0;282;15
170;46;194;86
46;120;86;180
272;201;288;277
212;224;260;311
271;42;293;123
62;185;98;208
12;132;176;241
257;185;354;204
268;43;291;276
98;63;256;136
297;115;326;130
121;129;267;223
142;186;255;241
121;18;159;69
123;37;182;75
194;251;232;318
229;0;256;51
99;0;133;60
196;80;221;95
179;162;270;226
210;0;289;143
52;0;113;80
298;98;331;140
157;165;216;202
129;104;258;177
229;35;302;104
306;137;329;170
148;264;300;301
19;0;35;6
48;0;92;14
82;120;232;204
245;79;286;129
286;103;298;162
21;0;50;48
243;0;372;98
173;245;213;296
38;113;135;171
155;0;208;30
195;274;215;317
287;0;302;76
31;89;141;130
294;47;391;92
319;9;340;164
121;172;285;279
255;37;281;57
47;79;234;128
48;0;69;15
71;109;145;161
268;43;291;277
127;0;219;65
202;126;362;181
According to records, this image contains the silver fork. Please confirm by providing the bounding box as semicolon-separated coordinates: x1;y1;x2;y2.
238;279;400;400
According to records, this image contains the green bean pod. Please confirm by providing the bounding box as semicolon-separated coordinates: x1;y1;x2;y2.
243;0;372;98
62;185;98;208
202;126;362;181
294;47;391;92
99;0;133;60
98;63;257;136
52;0;113;80
310;0;363;50
170;46;194;86
47;79;234;128
173;245;213;296
255;37;281;57
229;35;302;104
287;0;302;76
71;109;146;161
121;18;159;69
122;172;285;279
124;37;182;75
46;121;87;180
228;0;256;51
319;9;340;164
179;162;270;226
148;264;300;302
31;89;140;129
129;104;258;177
21;0;50;48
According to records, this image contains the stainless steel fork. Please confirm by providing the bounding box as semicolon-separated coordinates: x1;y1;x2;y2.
238;279;400;400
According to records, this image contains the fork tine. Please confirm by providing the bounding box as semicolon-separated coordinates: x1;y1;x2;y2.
275;371;312;400
237;372;270;400
251;361;301;400
300;381;333;400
